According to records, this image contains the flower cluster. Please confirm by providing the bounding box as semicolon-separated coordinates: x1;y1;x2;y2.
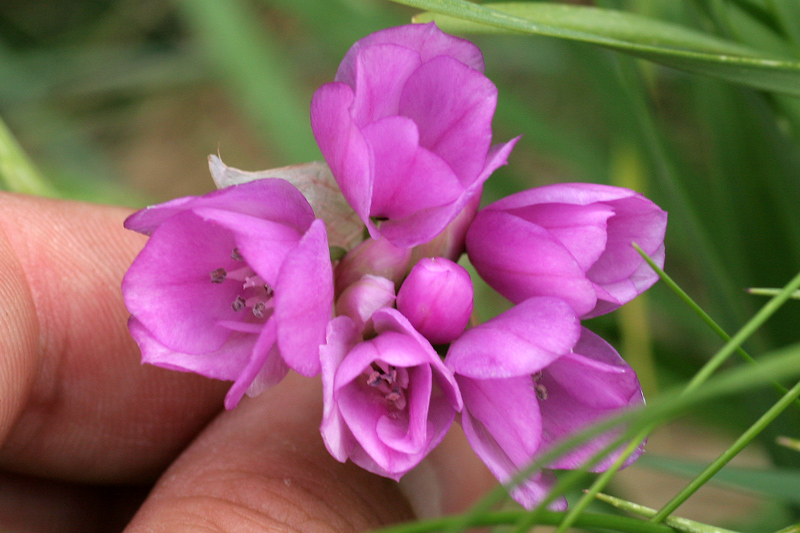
122;23;667;509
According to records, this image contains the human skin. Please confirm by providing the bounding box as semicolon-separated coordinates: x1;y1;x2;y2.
0;192;494;532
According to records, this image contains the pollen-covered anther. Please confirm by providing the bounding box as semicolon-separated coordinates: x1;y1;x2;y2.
386;386;407;410
252;302;267;318
231;247;244;261
367;371;383;387
210;268;227;283
232;295;246;311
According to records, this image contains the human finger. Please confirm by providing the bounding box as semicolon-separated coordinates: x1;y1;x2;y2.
0;193;227;483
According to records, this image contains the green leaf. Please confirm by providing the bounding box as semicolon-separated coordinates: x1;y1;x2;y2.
0;115;57;197
639;454;800;505
178;0;320;164
398;1;800;96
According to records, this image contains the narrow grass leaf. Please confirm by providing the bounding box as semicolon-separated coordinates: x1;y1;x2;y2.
178;0;319;163
640;454;800;504
594;492;739;533
393;1;800;96
0;115;57;196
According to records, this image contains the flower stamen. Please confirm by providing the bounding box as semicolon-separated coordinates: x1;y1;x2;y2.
365;364;408;409
535;383;548;401
210;268;227;283
232;295;247;311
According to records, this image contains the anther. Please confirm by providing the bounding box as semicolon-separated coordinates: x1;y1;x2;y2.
535;383;548;401
210;268;227;283
232;295;246;311
367;371;383;387
252;302;267;318
231;248;244;261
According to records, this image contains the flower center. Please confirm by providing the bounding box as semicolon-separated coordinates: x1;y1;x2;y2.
209;247;274;320
366;362;409;410
532;371;548;401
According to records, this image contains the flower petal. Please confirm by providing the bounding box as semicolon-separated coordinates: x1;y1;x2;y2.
311;82;373;228
538;328;644;471
459;375;566;510
122;211;242;354
446;297;580;379
124;179;315;235
459;375;541;468
373;308;461;411
274;219;334;377
224;318;279;409
320;316;362;463
129;317;254;381
190;207;302;286
376;137;519;248
362;116;463;220
336;22;485;88
505;202;614;273
350;44;422;126
399;55;496;182
467;209;597;315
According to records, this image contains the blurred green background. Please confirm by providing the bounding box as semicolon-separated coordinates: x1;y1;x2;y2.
3;0;800;530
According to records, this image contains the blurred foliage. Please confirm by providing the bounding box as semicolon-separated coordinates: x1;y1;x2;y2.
3;0;800;529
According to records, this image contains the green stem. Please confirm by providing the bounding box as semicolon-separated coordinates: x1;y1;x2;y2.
372;509;674;533
748;287;800;299
637;245;800;409
776;436;800;452
684;268;800;393
651;379;800;522
596;492;739;533
0;115;57;196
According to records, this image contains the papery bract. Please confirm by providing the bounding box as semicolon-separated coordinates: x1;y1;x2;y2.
311;22;518;248
320;309;462;480
446;301;644;510
123;179;334;409
396;257;473;345
466;183;667;318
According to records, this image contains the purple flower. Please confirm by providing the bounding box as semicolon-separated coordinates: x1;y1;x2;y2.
311;22;518;248
446;299;643;509
466;183;668;318
122;179;334;409
396;257;473;345
320;309;462;480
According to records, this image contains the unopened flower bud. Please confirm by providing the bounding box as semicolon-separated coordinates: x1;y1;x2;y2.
335;237;412;295
396;257;473;345
335;275;396;334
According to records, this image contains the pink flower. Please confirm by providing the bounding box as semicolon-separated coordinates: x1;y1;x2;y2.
311;22;518;248
466;183;667;318
396;257;473;345
122;179;333;409
320;309;462;480
446;299;643;509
